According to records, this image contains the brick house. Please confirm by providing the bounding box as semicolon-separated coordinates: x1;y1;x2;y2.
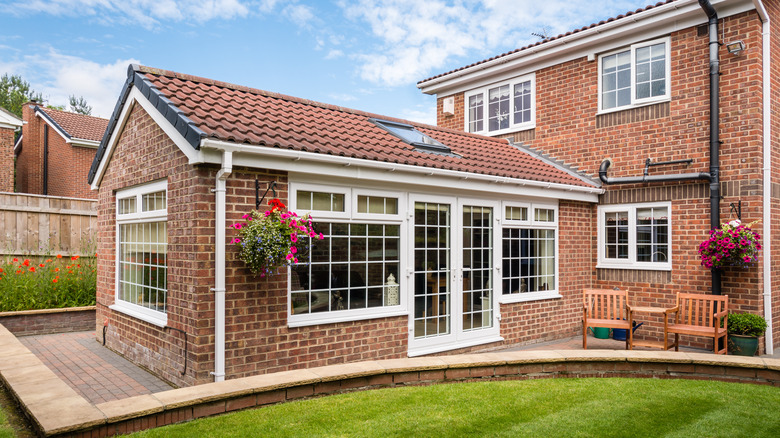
88;64;600;386
89;0;778;387
418;0;778;353
16;102;107;199
0;107;23;192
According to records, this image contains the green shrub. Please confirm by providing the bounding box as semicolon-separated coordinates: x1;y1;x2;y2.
728;312;767;337
0;255;96;312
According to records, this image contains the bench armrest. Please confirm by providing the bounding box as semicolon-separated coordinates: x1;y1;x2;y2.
714;309;728;318
665;306;679;314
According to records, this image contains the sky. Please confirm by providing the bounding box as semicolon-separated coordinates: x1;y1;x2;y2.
1;0;653;125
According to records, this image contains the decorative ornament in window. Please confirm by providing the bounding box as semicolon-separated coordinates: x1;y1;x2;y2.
232;198;324;277
698;220;762;270
384;273;400;306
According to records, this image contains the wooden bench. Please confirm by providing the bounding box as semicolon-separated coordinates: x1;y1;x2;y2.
583;289;631;349
666;293;728;355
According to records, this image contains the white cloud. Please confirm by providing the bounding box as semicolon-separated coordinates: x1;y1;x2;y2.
339;0;652;86
0;49;139;118
282;3;315;28
328;93;357;102
8;0;250;29
325;49;344;60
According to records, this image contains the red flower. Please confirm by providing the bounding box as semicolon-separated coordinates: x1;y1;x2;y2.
13;258;18;262
29;267;35;272
52;279;58;283
22;260;30;267
56;254;62;259
39;263;45;268
71;255;80;261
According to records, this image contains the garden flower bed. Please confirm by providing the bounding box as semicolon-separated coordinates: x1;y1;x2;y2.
0;255;96;312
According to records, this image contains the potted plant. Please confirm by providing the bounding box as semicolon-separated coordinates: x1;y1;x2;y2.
232;198;323;277
727;312;767;356
698;219;762;270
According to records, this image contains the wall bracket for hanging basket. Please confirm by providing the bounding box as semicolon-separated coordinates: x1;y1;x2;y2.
256;180;277;209
729;200;741;221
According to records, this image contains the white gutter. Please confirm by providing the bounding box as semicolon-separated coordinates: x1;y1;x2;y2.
211;150;232;381
199;138;604;198
753;0;773;354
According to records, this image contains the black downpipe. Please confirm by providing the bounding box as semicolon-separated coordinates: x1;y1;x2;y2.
598;0;722;295
43;125;48;196
701;0;721;295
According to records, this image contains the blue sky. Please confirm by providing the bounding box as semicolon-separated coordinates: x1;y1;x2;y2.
1;0;652;124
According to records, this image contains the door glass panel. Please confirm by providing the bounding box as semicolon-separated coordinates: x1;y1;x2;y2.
462;206;493;331
413;202;450;339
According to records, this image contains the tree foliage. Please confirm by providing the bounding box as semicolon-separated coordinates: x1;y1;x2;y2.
68;95;92;115
0;74;43;118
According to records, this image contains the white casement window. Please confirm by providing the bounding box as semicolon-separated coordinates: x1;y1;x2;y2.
112;180;168;327
464;74;535;135
597;202;672;270
289;183;407;327
500;202;559;303
598;37;671;113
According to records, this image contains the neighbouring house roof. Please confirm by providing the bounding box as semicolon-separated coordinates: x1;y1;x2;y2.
90;65;600;192
36;107;108;145
0;107;23;130
417;0;678;86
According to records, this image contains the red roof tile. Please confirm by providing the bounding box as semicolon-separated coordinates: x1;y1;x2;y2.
137;66;595;188
40;107;108;142
418;1;676;85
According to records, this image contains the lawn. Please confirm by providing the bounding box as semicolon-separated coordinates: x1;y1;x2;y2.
133;378;780;437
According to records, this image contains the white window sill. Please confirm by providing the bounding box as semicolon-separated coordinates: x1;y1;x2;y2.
596;263;672;271
597;98;670;116
288;308;408;328
110;303;167;327
500;292;562;304
471;123;535;137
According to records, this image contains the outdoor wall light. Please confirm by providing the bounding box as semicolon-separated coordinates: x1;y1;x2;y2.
726;41;745;55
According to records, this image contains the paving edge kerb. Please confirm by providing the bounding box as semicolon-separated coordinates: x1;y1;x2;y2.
2;324;780;437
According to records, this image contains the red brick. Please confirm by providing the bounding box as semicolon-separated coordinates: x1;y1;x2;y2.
286;385;314;400
226;395;257;412
257;389;285;405
193;401;226;418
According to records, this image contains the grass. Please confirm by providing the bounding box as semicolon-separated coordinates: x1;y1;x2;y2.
0;255;96;312
132;378;780;437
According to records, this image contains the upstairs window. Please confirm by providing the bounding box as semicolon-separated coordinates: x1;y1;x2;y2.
599;38;670;112
464;74;535;135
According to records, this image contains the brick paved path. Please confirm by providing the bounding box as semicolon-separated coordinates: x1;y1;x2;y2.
19;331;173;405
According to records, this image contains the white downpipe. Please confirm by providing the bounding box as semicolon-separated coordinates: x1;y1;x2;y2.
212;151;232;381
756;1;773;354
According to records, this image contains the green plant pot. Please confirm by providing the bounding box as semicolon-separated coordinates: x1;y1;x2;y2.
728;334;759;356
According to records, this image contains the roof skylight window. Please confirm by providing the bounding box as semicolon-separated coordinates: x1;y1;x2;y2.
372;119;452;154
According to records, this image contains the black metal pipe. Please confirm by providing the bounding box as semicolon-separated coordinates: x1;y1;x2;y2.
700;0;721;295
599;160;711;185
43;125;48;195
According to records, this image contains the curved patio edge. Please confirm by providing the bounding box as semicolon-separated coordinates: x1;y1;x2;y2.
2;321;780;437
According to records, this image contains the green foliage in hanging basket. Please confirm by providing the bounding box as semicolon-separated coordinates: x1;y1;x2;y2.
232;198;323;277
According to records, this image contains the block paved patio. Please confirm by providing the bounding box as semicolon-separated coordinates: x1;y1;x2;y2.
19;331;174;404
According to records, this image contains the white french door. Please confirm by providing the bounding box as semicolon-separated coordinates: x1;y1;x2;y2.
408;195;501;356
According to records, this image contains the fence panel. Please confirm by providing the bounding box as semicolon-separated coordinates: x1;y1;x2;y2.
0;192;97;257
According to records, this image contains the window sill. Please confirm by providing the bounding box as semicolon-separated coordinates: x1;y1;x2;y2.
471;123;535;138
288;308;408;328
596;98;670;116
500;292;562;304
596;263;672;272
110;303;167;327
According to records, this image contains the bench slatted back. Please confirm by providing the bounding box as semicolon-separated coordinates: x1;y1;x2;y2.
676;293;728;327
584;289;628;321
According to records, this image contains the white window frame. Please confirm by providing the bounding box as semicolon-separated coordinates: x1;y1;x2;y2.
463;73;536;136
288;182;408;327
499;202;560;304
111;179;168;327
597;202;672;271
597;37;671;114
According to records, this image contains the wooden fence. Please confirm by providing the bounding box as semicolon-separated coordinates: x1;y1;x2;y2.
0;192;97;257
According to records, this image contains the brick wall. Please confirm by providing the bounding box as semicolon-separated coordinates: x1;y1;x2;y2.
435;11;771;349
0;126;14;192
768;0;780;350
16;103;97;199
0;307;95;336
